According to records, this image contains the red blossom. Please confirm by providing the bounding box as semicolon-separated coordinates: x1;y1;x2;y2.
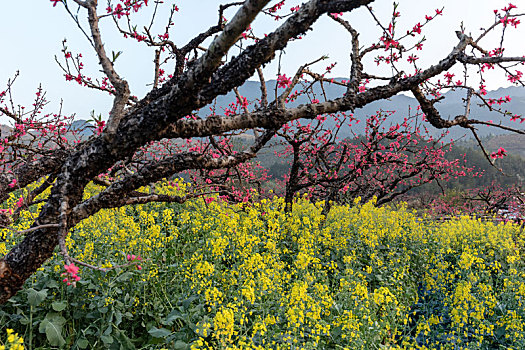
268;0;285;13
508;70;523;83
479;84;487;95
61;263;81;286
381;36;399;50
444;72;454;84
491;147;507;159
277;74;292;88
407;54;419;63
502;3;517;12
7;179;17;188
412;23;422;34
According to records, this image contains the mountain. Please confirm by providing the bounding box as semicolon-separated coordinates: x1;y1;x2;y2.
0;124;10;137
457;133;525;158
2;83;524;144
200;80;525;140
71;119;94;137
0;119;94;141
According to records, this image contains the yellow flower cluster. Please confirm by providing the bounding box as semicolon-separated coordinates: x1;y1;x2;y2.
1;180;524;349
0;329;24;350
178;197;525;349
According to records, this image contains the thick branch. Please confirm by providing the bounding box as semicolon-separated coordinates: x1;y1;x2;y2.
70;130;275;223
197;0;375;105
457;54;525;65
329;14;362;93
86;2;130;135
0;150;68;203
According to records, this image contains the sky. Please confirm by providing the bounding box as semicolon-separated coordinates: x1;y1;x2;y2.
0;0;523;124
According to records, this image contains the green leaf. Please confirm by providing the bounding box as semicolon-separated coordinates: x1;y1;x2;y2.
111;50;123;63
115;329;135;349
181;295;199;310
77;338;90;349
39;314;66;347
148;326;171;338
51;301;67;312
166;309;182;321
164;309;184;326
174;340;189;350
101;335;114;345
45;280;60;289
116;271;133;282
104;324;112;336
27;288;48;307
114;310;123;326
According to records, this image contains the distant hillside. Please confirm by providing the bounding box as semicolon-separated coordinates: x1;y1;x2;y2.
71;119;94;137
3;83;525;153
201;80;525;140
0;119;94;140
0;124;10;137
457;134;525;158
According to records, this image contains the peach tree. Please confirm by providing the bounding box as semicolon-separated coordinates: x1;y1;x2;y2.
1;0;525;302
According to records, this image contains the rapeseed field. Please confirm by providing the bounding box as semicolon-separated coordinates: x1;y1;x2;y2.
0;181;524;349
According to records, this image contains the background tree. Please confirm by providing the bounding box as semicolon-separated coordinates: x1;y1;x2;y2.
276;109;474;215
426;181;525;219
1;0;525;303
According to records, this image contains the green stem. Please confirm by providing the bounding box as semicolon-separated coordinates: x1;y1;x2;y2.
29;305;33;349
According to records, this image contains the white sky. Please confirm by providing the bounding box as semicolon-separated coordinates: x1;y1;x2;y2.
0;0;523;123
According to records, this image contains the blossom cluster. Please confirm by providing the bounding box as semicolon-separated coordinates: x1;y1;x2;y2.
0;329;24;350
